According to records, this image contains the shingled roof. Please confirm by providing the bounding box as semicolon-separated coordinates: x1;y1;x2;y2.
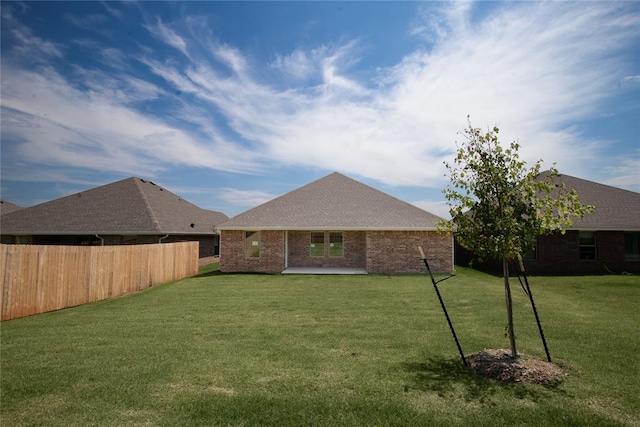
0;200;22;216
216;172;444;231
538;171;640;230
0;177;228;235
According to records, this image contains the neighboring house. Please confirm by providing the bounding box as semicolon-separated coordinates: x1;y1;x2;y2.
456;172;640;274
0;177;228;259
0;200;22;216
215;172;453;274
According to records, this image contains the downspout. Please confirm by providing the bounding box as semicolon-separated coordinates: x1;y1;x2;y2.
159;234;169;243
95;234;104;246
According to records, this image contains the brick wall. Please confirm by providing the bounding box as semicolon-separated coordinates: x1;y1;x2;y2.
366;231;454;274
287;231;366;268
456;230;640;275
221;229;454;274
219;230;285;273
524;230;639;275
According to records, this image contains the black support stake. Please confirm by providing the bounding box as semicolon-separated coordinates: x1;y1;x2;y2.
419;247;467;366
517;257;552;363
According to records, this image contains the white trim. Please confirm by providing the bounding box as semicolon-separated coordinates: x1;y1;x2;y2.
284;230;288;269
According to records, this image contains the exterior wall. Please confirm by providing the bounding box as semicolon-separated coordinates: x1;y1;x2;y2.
366;231;454;274
219;230;285;273
287;231;366;268
524;231;639;275
163;235;219;258
220;229;454;274
0;234;219;258
456;230;640;275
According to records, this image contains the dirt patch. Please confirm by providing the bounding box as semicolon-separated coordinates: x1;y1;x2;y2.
467;349;564;384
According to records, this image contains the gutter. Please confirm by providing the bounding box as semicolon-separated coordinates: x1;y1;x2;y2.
214;227;443;232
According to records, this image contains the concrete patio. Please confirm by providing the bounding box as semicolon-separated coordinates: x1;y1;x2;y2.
281;267;367;275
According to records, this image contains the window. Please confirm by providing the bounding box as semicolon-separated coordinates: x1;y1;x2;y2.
625;232;640;261
245;231;260;258
579;231;596;260
310;232;344;257
329;232;344;257
310;232;324;257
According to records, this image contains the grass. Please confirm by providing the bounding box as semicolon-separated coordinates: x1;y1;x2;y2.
1;265;639;426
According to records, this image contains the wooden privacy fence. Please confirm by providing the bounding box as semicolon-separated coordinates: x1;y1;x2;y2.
0;242;199;321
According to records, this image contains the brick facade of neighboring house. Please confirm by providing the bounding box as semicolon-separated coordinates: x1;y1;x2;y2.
455;172;640;275
526;231;637;275
217;173;454;274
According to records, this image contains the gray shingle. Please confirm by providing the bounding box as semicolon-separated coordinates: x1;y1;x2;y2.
538;172;640;230
0;200;22;216
0;178;228;235
216;172;444;230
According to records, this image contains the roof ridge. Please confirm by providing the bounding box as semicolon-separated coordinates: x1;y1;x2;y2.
133;178;162;232
539;171;640;196
334;172;441;215
217;171;443;230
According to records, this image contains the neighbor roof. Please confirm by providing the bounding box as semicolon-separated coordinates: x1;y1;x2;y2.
216;172;444;231
537;171;640;230
0;178;228;235
0;200;22;216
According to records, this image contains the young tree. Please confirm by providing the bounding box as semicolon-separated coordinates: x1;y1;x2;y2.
440;118;593;358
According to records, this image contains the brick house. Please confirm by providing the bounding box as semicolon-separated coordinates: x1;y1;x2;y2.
216;172;453;274
0;177;228;259
456;172;640;274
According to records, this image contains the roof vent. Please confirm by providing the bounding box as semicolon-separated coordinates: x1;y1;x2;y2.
140;179;147;183
190;223;195;228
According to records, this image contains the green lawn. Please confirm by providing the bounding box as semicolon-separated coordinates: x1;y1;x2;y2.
1;265;638;426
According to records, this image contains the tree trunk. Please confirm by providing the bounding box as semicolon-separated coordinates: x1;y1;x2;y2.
503;257;518;358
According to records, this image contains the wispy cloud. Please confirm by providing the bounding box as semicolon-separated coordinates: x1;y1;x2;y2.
604;152;640;189
271;49;315;80
3;7;63;59
141;2;638;189
218;189;278;208
144;17;190;58
620;75;640;89
1;1;638;198
0;64;257;177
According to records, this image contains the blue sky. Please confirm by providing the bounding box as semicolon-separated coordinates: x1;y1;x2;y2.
1;1;639;219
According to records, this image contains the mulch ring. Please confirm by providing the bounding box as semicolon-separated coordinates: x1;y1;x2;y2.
467;349;564;384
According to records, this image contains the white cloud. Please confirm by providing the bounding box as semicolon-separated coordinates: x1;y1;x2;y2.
9;20;63;58
2;1;638;199
0;65;258;176
411;199;451;220
140;2;638;191
211;44;248;74
218;188;277;208
271;49;314;80
620;75;640;89
604;153;640;192
144;18;190;58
